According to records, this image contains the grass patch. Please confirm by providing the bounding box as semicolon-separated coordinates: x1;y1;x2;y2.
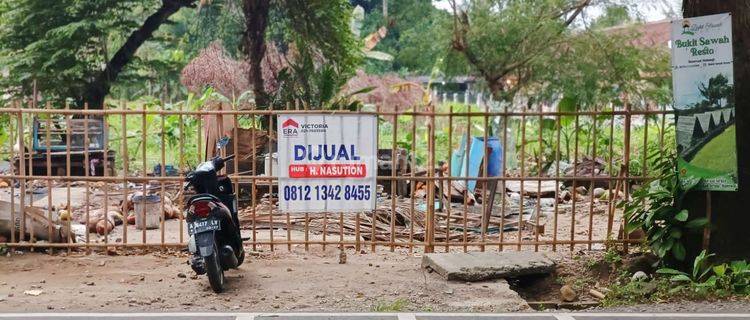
371;298;409;312
601;271;673;307
690;125;736;174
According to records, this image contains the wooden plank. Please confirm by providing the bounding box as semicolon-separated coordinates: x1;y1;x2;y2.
505;180;558;197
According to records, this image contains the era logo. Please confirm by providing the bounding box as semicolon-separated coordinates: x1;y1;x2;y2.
282;118;299;137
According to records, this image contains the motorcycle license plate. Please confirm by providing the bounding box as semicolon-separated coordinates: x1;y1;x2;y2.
188;219;220;235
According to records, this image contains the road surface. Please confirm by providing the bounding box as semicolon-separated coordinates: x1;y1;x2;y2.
1;313;750;320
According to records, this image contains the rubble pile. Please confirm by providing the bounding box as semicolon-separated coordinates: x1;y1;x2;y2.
0;180;185;244
237;165;628;245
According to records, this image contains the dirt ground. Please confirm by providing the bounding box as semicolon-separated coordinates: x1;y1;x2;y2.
0;248;530;313
2;248;750;314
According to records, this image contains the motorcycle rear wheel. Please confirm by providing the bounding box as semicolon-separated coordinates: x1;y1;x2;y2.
206;243;225;293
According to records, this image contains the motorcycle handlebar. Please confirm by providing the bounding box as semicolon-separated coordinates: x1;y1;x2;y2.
183;172;194;190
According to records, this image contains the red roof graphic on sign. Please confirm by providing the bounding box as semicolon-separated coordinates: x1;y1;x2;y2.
282;118;299;128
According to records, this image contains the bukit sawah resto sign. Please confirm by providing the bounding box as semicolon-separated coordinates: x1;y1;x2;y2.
672;13;737;191
277;114;377;212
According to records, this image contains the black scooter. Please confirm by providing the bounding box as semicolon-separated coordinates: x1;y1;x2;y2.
184;138;245;293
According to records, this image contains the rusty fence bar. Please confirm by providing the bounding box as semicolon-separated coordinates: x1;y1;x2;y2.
0;100;673;253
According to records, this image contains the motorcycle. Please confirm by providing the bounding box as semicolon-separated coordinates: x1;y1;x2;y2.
184;138;245;293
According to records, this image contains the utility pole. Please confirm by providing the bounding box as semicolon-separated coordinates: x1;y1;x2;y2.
682;1;750;260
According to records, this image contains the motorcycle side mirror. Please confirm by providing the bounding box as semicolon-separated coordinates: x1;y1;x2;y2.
216;136;230;151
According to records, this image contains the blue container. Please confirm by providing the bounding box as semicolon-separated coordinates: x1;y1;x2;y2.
153;164;178;176
450;135;468;177
483;136;503;177
465;136;503;191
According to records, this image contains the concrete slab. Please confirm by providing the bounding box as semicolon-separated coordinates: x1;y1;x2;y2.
441;278;529;311
422;252;555;282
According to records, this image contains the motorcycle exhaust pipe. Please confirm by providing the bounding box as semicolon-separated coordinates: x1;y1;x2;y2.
220;245;238;269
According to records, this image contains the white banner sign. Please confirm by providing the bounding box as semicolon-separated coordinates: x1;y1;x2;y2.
672;13;733;111
277;114;377;212
671;13;737;191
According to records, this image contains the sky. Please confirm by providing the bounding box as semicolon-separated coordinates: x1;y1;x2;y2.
432;0;683;23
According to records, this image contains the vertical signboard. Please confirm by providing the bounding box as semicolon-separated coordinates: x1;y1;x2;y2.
277;114;377;212
672;13;737;191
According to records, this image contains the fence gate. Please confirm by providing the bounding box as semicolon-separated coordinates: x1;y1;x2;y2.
0;100;671;253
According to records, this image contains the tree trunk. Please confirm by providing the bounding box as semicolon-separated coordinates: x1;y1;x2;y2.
81;0;196;109
682;1;750;260
242;0;271;109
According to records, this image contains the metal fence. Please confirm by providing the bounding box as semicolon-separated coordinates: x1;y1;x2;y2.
0;100;672;253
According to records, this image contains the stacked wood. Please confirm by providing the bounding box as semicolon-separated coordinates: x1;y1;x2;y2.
237;198;524;243
411;167;477;205
436;180;476;205
225;127;274;175
564;156;610;189
505;180;559;198
564;156;607;176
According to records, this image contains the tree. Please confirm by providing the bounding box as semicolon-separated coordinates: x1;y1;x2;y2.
446;0;670;109
358;0;461;75
0;0;197;108
590;4;633;29
241;0;361;109
112;0;247;102
449;0;591;101
698;74;731;108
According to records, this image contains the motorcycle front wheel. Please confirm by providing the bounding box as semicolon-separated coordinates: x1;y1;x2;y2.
236;248;245;266
205;243;225;293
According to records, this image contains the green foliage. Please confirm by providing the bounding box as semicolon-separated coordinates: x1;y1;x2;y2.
106;88;233;173
0;0;360;106
621;153;708;265
514;114;675;176
591;5;633;29
359;0;463;75
603;246;624;265
0;0;168;105
656;250;750;296
603;270;673;306
270;49;373;110
271;0;361;78
456;0;575;74
541;27;671;109
180;0;245;58
604;252;750;306
378;102;487;166
0;112;11;159
450;1;670;107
